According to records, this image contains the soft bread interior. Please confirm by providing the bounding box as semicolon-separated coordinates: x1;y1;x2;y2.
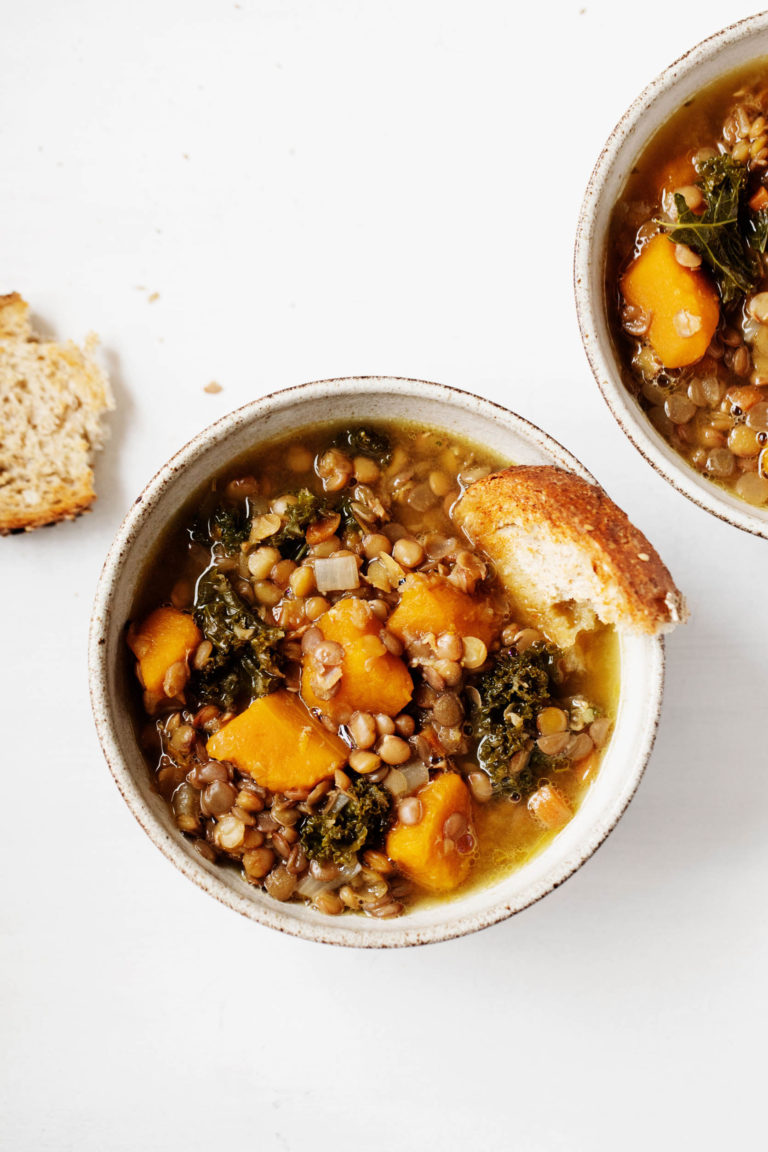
455;466;686;648
0;294;113;533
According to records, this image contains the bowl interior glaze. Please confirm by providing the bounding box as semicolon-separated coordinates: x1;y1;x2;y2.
89;377;664;947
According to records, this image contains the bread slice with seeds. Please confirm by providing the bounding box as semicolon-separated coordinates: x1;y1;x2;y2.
454;465;686;647
0;293;113;534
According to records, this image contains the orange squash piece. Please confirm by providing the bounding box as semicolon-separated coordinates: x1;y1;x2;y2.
301;597;413;723
659;153;698;215
127;606;202;694
206;689;348;793
386;573;498;648
750;186;768;212
620;234;719;368
386;772;476;892
312;596;378;646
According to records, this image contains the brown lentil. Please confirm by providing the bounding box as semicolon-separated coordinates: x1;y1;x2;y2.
363;533;392;559
398;797;423;825
305;596;330;620
394;712;416;738
264;865;297;901
377;734;412;765
374;714;396;737
314;890;344;915
537;732;570;757
468;771;493;803
349;750;382;774
392;538;425;568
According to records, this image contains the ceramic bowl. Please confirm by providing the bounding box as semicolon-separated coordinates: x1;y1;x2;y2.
574;12;768;540
89;377;665;947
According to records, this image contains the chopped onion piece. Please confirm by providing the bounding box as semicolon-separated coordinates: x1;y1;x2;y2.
384;761;429;797
314;555;360;594
296;858;360;898
383;769;407;796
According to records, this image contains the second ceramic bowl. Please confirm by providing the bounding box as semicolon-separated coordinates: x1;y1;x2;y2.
575;12;768;540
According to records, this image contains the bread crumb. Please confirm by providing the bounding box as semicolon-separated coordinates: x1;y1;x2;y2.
637;552;650;562
148;292;160;303
204;381;223;394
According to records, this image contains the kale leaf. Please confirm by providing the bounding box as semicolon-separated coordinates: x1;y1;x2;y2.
661;154;765;307
468;643;562;796
336;493;364;536
191;503;251;554
334;426;392;465
299;778;392;864
265;488;325;561
190;570;283;709
748;206;768;254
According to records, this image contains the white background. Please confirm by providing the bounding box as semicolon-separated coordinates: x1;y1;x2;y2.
2;1;767;1148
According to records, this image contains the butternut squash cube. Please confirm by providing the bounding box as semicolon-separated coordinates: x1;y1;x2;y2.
301;597;413;724
127;606;202;695
620;234;719;368
206;689;348;793
386;772;475;892
386;573;498;647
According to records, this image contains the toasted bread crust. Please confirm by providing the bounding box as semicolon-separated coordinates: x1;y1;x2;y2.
455;466;686;639
0;292;32;340
0;293;112;535
0;481;96;534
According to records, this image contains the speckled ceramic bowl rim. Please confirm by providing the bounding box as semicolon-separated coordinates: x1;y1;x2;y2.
574;11;768;540
89;376;665;947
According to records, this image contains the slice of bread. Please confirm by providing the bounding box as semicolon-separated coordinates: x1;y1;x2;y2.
454;465;686;647
0;293;114;534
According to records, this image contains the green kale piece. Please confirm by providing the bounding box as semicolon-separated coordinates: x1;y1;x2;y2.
190;570;283;709
334;426;392;465
660;154;765;307
468;643;562;796
190;503;250;554
299;778;392;864
336;493;364;536
748;206;768;254
266;488;326;561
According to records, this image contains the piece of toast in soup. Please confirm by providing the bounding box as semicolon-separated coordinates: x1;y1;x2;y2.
455;465;686;648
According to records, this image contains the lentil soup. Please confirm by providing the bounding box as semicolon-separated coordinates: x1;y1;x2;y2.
610;59;768;508
127;421;617;918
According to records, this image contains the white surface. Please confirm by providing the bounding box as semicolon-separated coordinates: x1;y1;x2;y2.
1;1;766;1148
